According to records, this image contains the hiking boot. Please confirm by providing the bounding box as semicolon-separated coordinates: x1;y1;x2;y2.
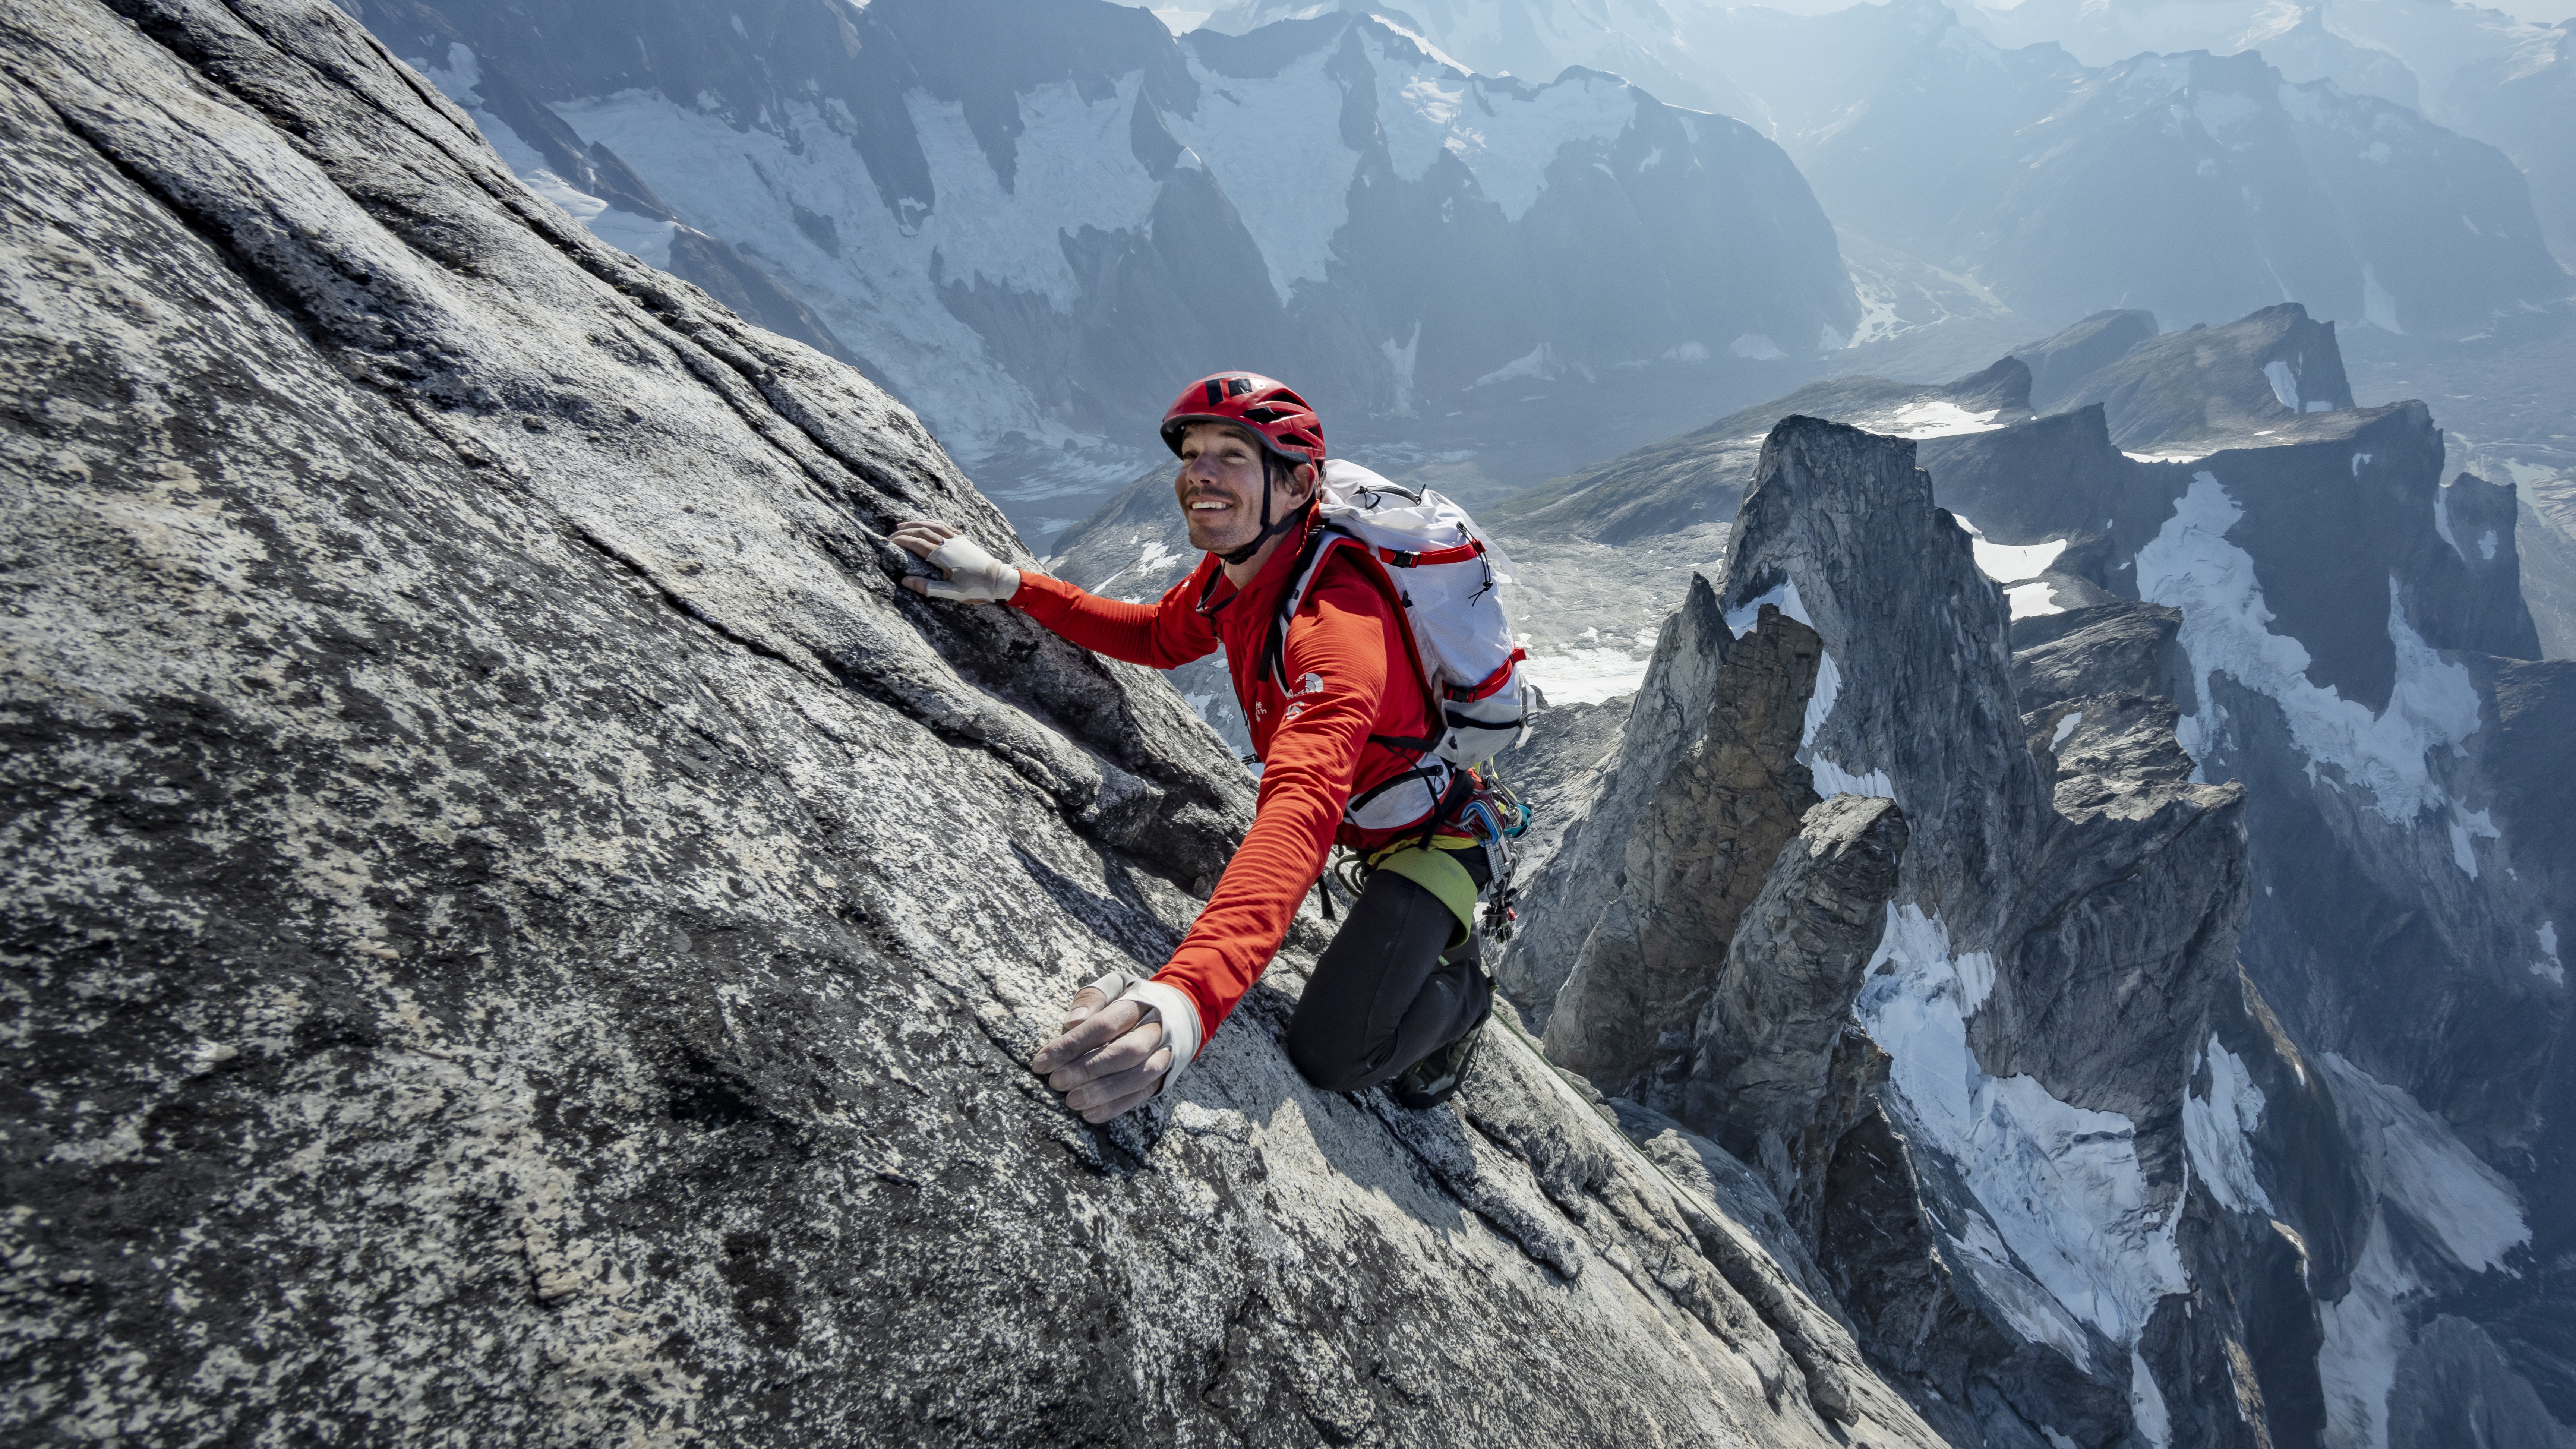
1389;1009;1489;1110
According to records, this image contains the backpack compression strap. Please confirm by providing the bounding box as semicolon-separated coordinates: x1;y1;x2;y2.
1446;649;1528;703
1373;539;1484;569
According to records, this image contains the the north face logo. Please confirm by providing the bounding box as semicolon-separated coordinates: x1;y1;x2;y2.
1294;672;1325;695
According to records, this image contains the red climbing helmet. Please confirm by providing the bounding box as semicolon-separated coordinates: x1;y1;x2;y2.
1160;372;1326;465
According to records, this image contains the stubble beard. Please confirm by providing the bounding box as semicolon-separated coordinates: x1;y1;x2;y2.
1181;491;1256;556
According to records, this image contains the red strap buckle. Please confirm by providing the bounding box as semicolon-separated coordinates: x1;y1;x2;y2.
1447;648;1527;702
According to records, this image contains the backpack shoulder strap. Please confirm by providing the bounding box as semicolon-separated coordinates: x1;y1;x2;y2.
1263;524;1444;754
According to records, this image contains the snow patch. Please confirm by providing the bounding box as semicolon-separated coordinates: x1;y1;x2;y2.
1172;45;1357;303
1729;333;1786;360
907;82;1164;307
2361;265;2402;333
2132;1352;2174;1449
1858;905;2190;1352
2184;1033;2272;1213
2134;472;2484;823
1471;343;1554;389
1810;756;1895;799
1885;400;2007;439
1803;651;1841;751
2314;1052;2527;1274
2319;1214;2416;1449
1382;326;1421;417
2263;359;2301;411
2434;484;2460;555
1758;591;1890;795
2007;582;2065;619
1373;47;1635;222
1953;514;2067;581
1724;578;1811;638
2478;529;2498;561
1521;648;1650;705
2050;712;2083;749
1948;1207;2101;1374
2448;805;2498;877
1364;14;1471;73
1798;651;1894;795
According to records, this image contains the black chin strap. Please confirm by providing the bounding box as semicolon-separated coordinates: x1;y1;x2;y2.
1218;454;1311;566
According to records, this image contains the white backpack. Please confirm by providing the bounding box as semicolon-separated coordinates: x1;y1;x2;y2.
1262;460;1531;767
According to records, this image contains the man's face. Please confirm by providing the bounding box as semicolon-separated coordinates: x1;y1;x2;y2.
1174;423;1310;555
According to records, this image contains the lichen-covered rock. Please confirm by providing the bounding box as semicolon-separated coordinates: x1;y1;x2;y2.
0;2;1949;1444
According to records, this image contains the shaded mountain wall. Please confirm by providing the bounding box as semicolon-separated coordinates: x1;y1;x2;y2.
348;0;1859;465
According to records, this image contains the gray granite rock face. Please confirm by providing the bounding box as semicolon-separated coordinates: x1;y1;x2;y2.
1539;606;1821;1097
1910;346;2576;1444
0;3;1956;1444
1681;795;1906;1239
1480;293;2574;1445
1496;574;1741;1024
2008;308;2160;415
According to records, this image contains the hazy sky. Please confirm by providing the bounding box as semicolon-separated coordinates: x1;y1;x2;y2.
1123;0;2572;33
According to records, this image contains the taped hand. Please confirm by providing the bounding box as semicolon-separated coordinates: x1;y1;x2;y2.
892;518;1020;603
1029;986;1172;1124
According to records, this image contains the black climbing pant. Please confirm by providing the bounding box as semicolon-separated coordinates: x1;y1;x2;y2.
1283;849;1491;1093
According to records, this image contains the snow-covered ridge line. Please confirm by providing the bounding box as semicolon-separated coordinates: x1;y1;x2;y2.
382;2;1856;481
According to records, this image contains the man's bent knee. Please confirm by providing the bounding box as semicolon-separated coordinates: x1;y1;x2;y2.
1284;1014;1389;1094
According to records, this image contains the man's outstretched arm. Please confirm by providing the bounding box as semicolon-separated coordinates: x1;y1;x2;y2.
894;518;1217;669
1025;578;1392;1116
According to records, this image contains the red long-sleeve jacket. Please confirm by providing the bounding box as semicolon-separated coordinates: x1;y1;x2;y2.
1010;514;1454;1056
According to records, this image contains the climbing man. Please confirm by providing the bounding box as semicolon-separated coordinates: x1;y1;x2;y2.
892;372;1519;1123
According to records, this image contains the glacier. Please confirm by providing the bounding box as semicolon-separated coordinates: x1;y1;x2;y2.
1857;904;2191;1354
